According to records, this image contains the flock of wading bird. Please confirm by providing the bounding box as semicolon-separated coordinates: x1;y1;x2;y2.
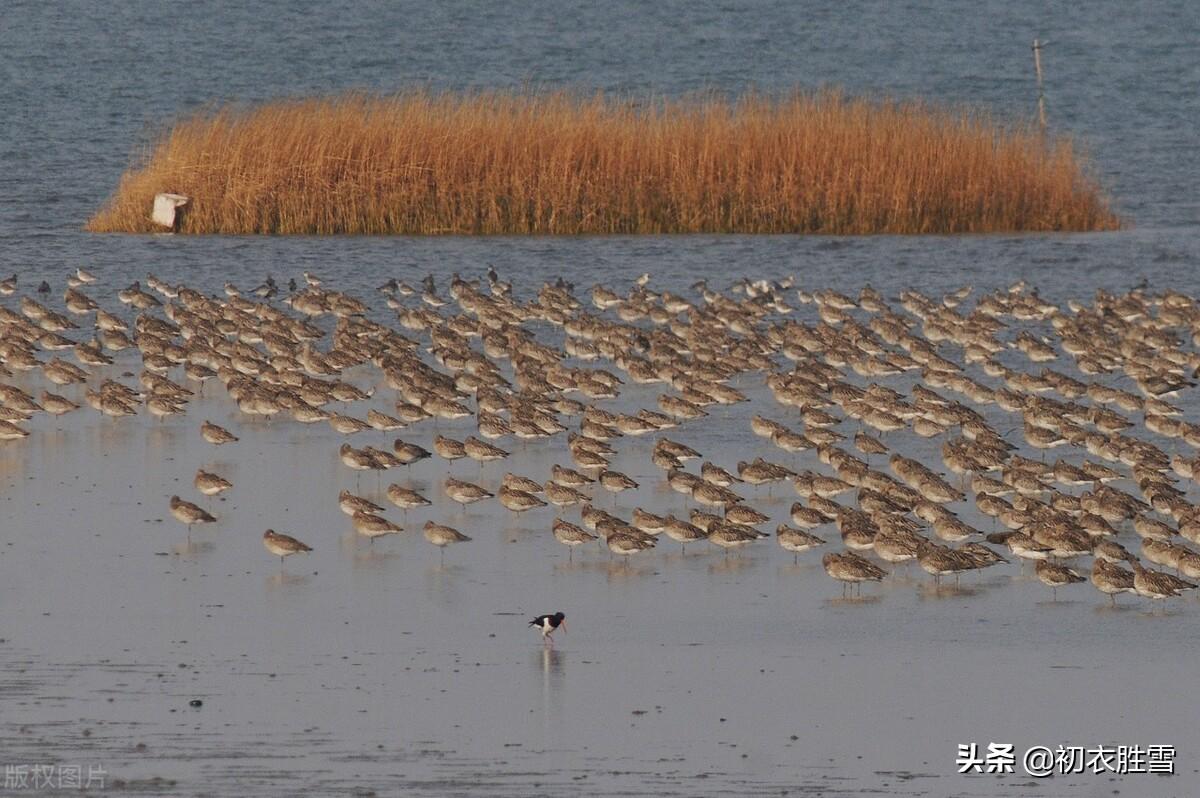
5;266;1200;608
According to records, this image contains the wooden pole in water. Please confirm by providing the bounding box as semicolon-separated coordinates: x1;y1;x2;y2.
1032;39;1047;137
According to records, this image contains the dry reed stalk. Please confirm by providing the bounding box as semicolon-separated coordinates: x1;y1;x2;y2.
87;90;1120;235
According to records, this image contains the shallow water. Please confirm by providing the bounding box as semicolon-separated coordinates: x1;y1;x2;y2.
1;256;1200;797
2;1;1200;795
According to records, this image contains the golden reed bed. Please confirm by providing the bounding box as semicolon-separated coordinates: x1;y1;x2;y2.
87;91;1120;235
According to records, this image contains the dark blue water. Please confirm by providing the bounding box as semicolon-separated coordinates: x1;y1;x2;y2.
2;0;1198;245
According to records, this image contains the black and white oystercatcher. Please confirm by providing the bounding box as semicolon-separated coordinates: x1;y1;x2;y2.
529;612;566;646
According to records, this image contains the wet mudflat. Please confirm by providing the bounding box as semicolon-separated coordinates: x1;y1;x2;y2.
1;243;1198;797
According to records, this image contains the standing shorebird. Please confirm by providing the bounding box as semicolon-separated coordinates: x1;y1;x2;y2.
352;511;403;543
543;481;590;508
445;477;494;509
707;522;765;556
338;489;385;517
498;484;547;514
394;439;433;466
464;436;509;467
386;484;432;514
502;473;545;494
853;431;889;458
776;525;827;563
200;420;238;445
1090;559;1136;606
916;541;974;587
340;443;379;488
423;520;471;563
433;435;468;461
1131;559;1198;607
194;469;232;503
700;461;742;487
41;391;80;416
552;518;597;560
661;515;707;553
551;464;594;487
262;529;312;566
529;612;566;647
606;529;657;560
598;469;639;502
169;495;216;535
1035;560;1085;601
822;551;886;597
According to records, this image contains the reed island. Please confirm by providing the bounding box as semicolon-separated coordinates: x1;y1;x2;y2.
88;91;1119;235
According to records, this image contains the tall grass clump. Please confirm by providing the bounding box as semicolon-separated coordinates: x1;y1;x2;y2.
88;90;1120;235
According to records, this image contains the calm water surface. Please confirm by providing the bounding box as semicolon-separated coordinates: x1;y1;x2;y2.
1;2;1199;796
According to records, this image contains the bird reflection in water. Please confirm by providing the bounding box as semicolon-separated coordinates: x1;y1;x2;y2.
605;560;656;582
146;422;182;451
351;548;401;570
823;594;883;607
423;563;464;609
537;646;565;705
173;539;215;557
708;555;755;575
533;642;567;732
916;582;979;600
538;646;565;677
266;570;312;589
